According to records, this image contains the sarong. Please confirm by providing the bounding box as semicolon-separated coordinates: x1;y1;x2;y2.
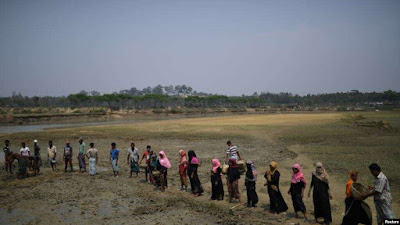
78;154;86;169
89;158;97;175
18;157;28;175
227;179;240;199
130;160;139;172
49;158;56;165
111;159;118;172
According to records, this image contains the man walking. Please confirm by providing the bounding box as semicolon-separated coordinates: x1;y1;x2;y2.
362;163;396;225
47;140;57;171
78;138;86;173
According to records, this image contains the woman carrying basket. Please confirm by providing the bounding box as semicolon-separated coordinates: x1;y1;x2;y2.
341;170;372;225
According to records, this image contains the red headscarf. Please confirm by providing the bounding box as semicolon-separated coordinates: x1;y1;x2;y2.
229;159;238;168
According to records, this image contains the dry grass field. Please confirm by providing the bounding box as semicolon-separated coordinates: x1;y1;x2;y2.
0;112;399;224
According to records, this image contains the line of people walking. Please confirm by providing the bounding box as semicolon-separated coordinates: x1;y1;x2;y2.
2;139;397;225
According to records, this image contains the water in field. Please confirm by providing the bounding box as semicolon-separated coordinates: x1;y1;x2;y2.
0;120;135;134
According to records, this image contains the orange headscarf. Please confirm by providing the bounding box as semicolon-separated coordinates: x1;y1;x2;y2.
346;170;357;198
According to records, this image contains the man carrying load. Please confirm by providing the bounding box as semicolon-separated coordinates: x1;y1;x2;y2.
225;141;242;164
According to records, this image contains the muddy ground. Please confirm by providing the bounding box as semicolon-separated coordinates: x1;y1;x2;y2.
0;113;398;225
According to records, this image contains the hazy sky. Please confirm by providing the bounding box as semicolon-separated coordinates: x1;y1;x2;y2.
1;0;399;97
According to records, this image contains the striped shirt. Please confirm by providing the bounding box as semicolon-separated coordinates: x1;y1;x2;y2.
227;145;238;157
373;172;392;202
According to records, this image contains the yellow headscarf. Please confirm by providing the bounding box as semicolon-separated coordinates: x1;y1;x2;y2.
266;161;278;182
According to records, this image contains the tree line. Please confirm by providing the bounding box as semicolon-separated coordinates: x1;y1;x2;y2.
1;85;399;109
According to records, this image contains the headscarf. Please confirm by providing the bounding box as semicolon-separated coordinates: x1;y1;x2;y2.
179;149;187;164
188;150;196;164
312;162;329;184
266;161;278;182
191;157;199;165
245;160;257;182
229;159;238;168
291;163;307;185
346;170;357;198
159;151;171;169
212;158;220;173
247;160;257;176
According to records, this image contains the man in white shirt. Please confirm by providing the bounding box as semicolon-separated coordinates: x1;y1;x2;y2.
225;140;241;164
362;163;396;225
127;143;140;178
20;142;30;157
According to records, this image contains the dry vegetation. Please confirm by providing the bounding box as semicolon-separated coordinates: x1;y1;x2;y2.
0;112;399;224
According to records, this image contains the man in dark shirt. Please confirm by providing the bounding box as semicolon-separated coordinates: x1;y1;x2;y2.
3;140;12;173
33;140;42;175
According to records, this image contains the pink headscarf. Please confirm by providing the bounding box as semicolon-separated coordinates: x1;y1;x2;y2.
212;158;220;173
291;163;307;185
159;151;171;169
191;156;199;165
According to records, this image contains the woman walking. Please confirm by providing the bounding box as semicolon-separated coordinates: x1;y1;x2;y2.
264;161;288;214
245;161;258;208
178;150;188;191
86;143;98;175
288;163;308;220
227;159;241;203
210;158;224;200
188;150;203;196
157;151;171;191
308;162;332;224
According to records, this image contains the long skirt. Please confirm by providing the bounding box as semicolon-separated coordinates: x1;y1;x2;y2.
179;166;187;186
268;188;288;213
246;188;258;206
313;192;332;223
18;157;28;175
130;160;139;173
78;154;86;169
291;193;306;213
189;173;203;194
159;170;168;191
227;179;240;200
342;200;372;225
211;177;224;200
89;158;97;175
